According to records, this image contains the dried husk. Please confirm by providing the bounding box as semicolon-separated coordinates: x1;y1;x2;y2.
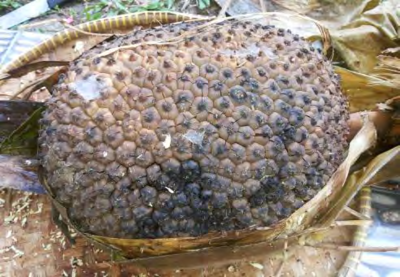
0;10;399;266
335;67;400;113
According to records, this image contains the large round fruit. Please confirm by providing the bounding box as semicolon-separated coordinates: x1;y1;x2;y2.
39;19;349;239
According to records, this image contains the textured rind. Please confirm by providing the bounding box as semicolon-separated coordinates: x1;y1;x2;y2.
39;19;349;239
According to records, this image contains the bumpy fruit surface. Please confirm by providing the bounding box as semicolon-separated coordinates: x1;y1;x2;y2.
39;19;349;238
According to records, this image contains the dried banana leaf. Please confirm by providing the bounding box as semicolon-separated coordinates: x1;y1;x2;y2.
364;146;400;187
308;0;400;74
271;0;380;28
335;67;400;112
331;25;397;74
216;0;380;29
0;101;44;155
0;67;56;101
1;61;69;81
373;55;400;88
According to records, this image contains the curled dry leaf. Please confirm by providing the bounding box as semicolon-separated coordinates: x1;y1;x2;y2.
269;0;321;14
0;102;44;155
215;0;381;30
331;25;396;74
329;0;400;74
364;146;400;187
0;67;57;101
348;111;393;144
0;61;69;81
373;55;400;88
299;0;381;30
382;47;400;55
335;67;400;113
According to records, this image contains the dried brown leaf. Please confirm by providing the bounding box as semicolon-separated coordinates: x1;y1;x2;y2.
215;0;380;29
335;66;400;112
270;0;321;14
365;147;400;186
372;55;400;89
329;1;399;73
382;47;400;55
0;61;69;81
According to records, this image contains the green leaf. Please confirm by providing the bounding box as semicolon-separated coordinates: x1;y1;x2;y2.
129;6;139;13
197;0;210;10
113;0;130;13
11;2;21;9
167;0;175;9
107;10;118;17
92;12;103;20
147;2;163;9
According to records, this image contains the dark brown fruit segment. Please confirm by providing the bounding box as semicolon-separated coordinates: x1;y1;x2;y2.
39;19;349;239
